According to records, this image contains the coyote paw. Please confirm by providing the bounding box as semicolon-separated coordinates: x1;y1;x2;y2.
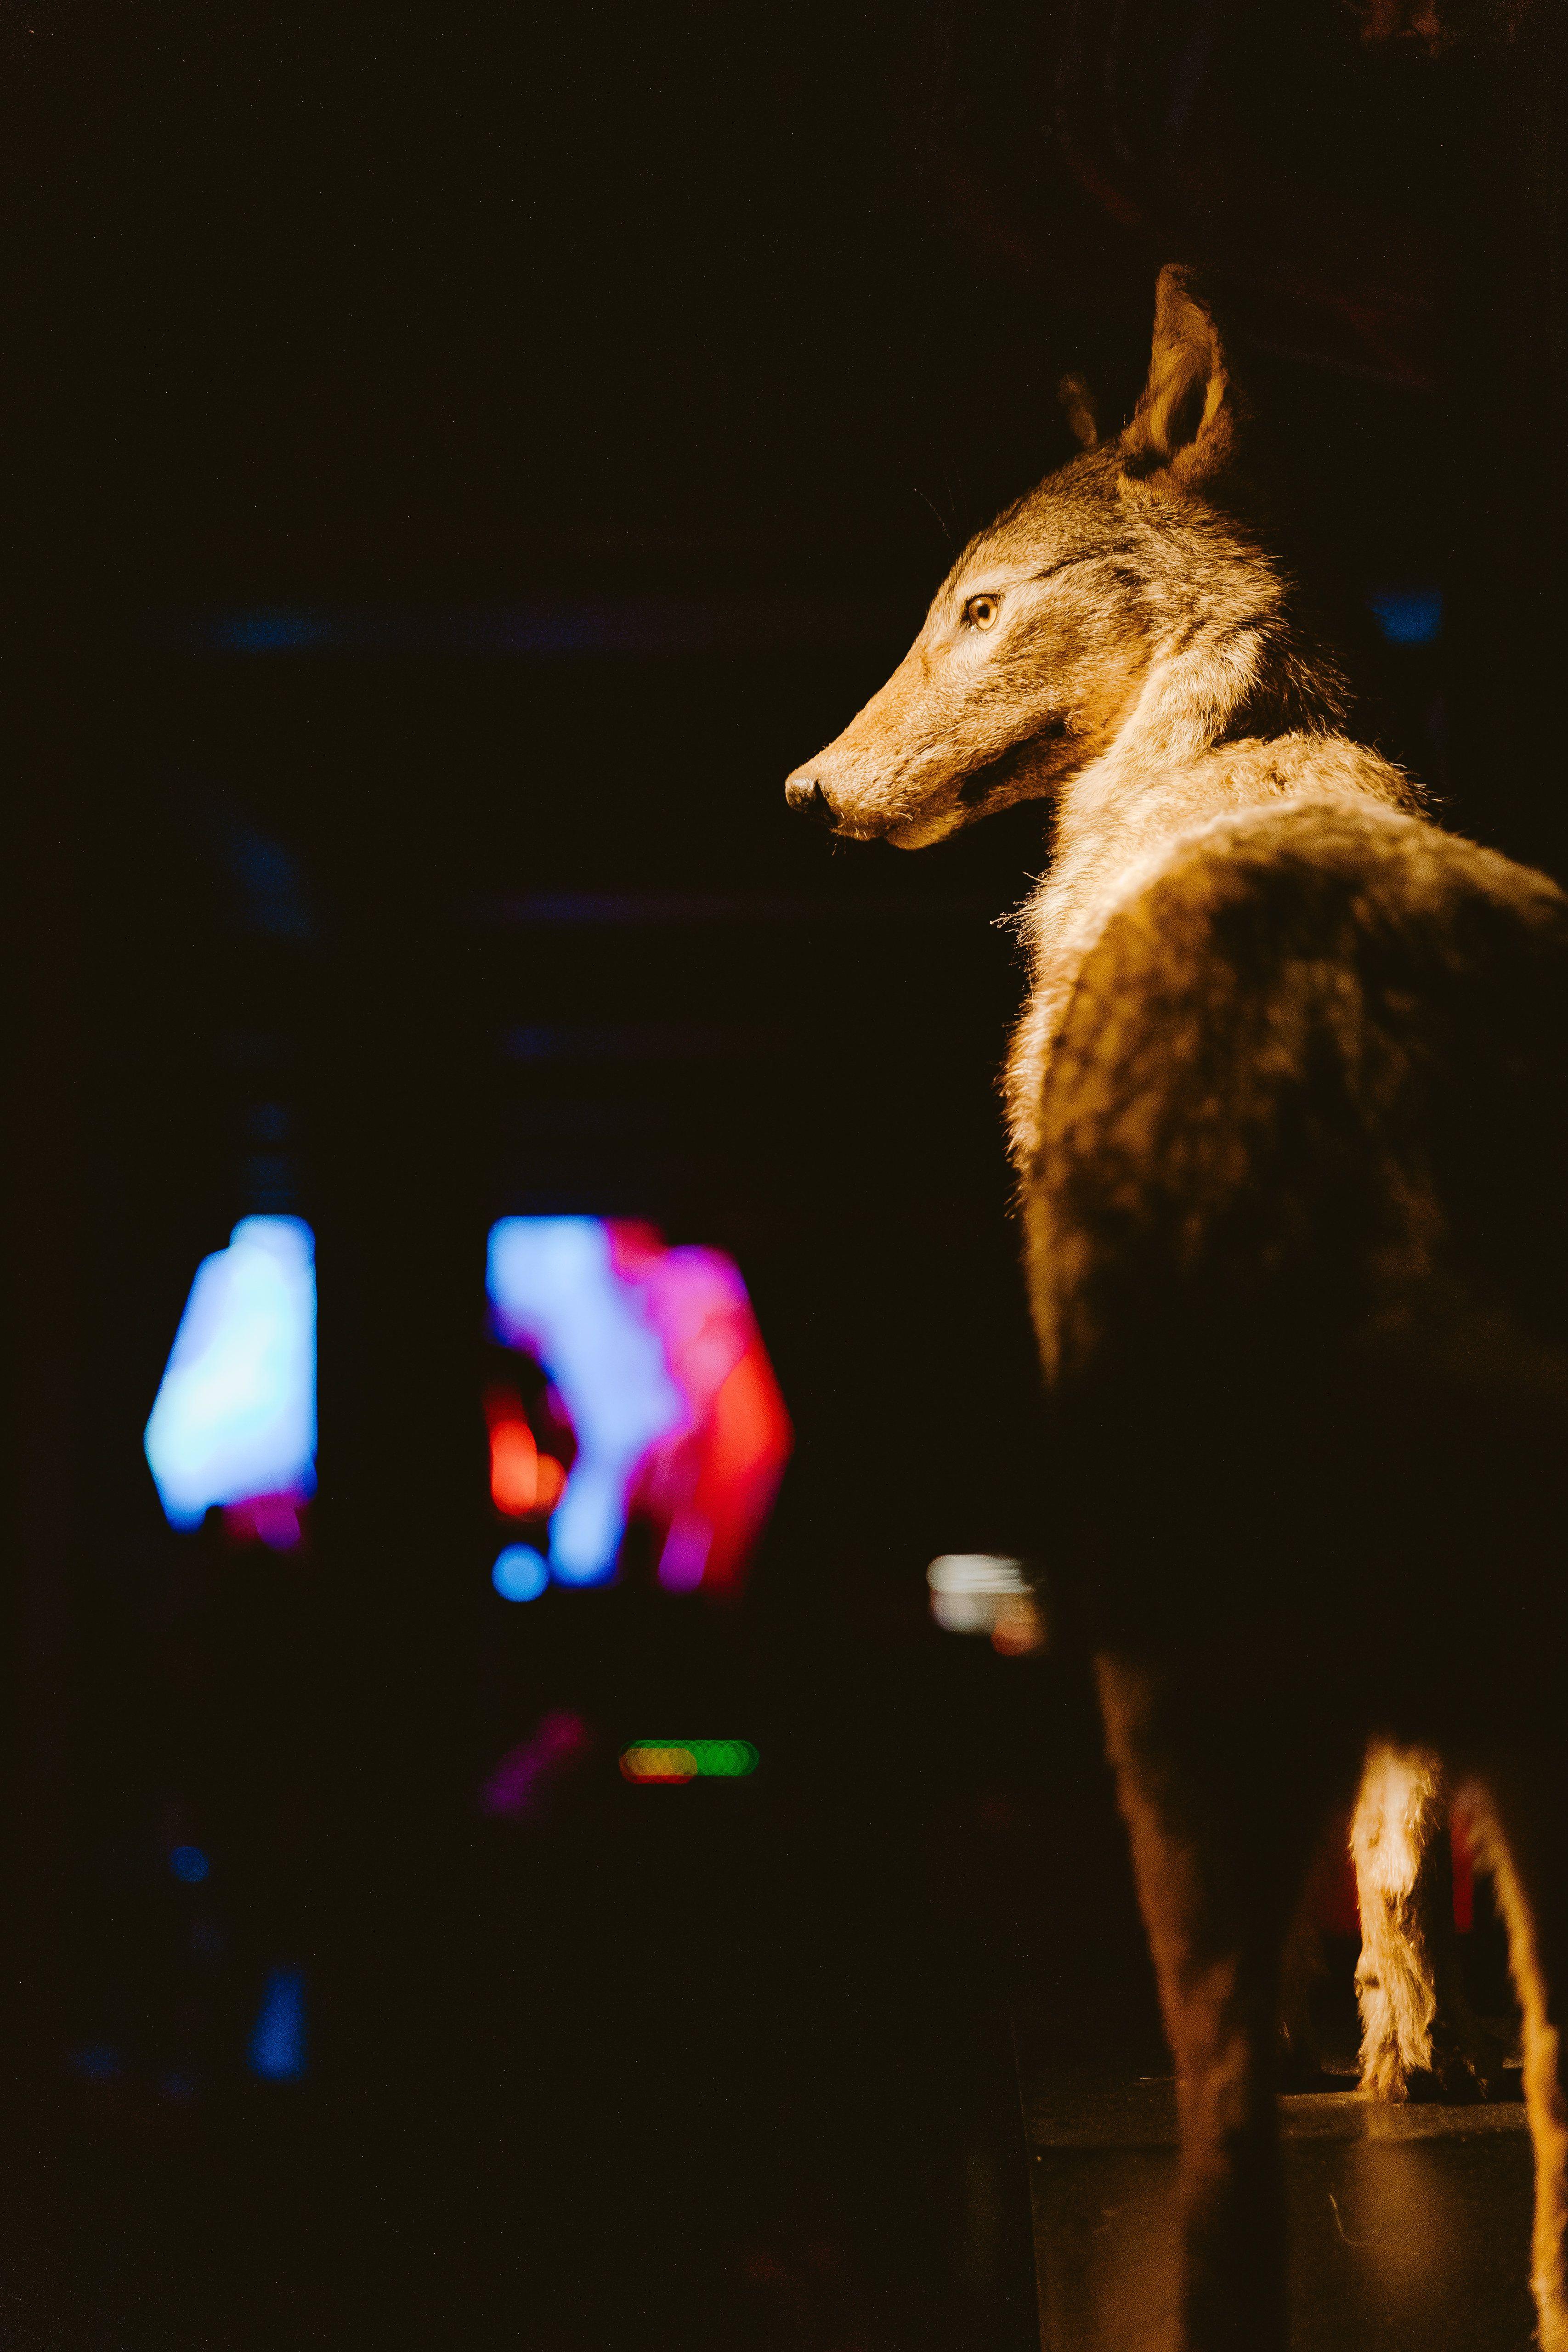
1359;2014;1513;2103
1423;2016;1517;2103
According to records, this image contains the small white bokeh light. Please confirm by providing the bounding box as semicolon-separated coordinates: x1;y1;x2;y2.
926;1553;1045;1653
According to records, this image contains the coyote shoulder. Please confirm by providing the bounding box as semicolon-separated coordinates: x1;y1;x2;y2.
787;267;1568;2352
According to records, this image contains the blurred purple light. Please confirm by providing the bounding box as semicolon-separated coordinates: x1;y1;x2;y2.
486;1216;791;1596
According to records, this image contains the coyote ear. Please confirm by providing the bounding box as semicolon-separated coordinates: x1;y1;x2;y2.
1121;265;1232;483
1058;372;1100;451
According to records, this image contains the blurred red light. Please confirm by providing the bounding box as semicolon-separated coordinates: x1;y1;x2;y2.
487;1226;791;1595
485;1385;567;1520
490;1417;539;1514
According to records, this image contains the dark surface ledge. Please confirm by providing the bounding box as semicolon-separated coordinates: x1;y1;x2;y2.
1024;2071;1531;2152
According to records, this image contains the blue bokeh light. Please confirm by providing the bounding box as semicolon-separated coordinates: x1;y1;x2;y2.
170;1844;210;1884
486;1218;685;1585
212;607;335;652
1367;587;1443;647
69;2044;124;2084
144;1216;317;1530
249;1967;308;2081
492;1543;550;1603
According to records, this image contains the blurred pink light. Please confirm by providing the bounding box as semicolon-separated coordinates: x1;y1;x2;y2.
610;1224;792;1597
480;1709;595;1823
222;1491;308;1551
487;1217;791;1596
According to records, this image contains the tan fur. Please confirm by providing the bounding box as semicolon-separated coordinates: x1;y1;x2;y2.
1350;1746;1502;2100
1005;736;1413;1177
1057;371;1100;452
787;266;1568;2349
1467;1782;1568;2346
1352;1747;1447;2094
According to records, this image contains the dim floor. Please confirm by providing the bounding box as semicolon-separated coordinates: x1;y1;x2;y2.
1020;2056;1536;2352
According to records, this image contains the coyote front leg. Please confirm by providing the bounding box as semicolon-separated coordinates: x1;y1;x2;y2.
1098;1653;1327;2352
1468;1759;1568;2352
1353;1744;1503;2100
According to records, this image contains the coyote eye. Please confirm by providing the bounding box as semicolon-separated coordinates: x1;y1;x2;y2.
963;594;1001;631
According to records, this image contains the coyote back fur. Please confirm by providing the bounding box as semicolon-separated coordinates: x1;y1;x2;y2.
787;268;1568;2351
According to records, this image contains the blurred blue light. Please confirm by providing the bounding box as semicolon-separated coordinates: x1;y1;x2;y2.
68;2044;124;2084
487;1218;684;1584
214;810;315;939
212;608;335;652
170;1844;210;1884
492;1543;550;1603
144;1217;317;1530
1367;588;1443;646
249;1967;308;2081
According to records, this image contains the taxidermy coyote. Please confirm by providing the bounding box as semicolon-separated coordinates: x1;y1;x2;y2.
787;266;1568;2351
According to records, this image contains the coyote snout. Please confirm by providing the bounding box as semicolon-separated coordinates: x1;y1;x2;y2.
785;509;1154;849
783;775;838;827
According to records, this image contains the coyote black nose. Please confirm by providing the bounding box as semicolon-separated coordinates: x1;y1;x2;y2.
787;776;838;826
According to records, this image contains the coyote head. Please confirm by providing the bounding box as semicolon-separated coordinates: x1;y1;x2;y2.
787;267;1329;849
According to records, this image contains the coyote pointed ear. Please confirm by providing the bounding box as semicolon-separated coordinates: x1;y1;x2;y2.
1058;373;1100;451
1121;265;1232;484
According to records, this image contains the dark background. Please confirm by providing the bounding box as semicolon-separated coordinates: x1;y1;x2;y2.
5;6;1566;2347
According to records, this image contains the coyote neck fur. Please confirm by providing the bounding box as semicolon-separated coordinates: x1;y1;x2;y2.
1004;599;1417;1171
